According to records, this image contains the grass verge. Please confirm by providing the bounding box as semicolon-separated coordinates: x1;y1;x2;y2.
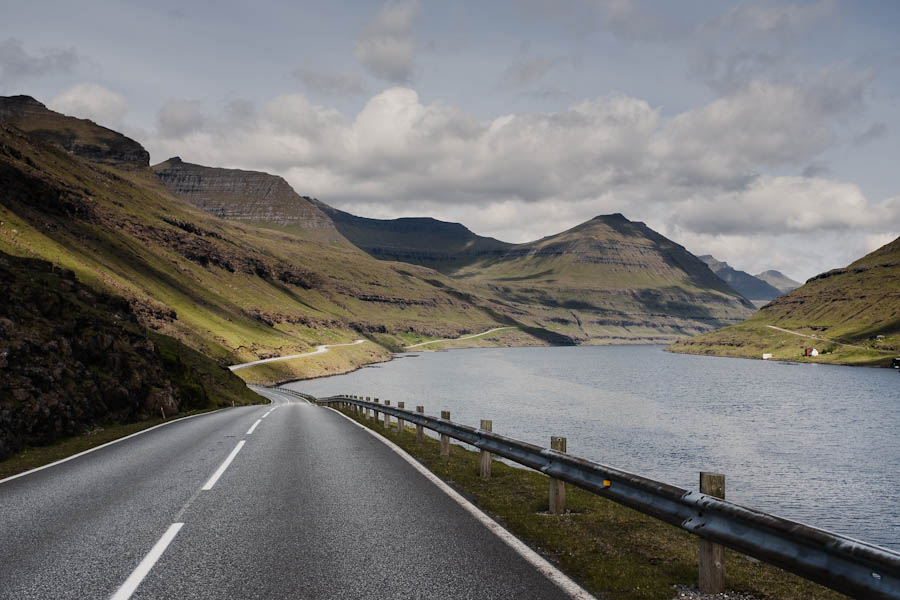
0;409;224;480
330;404;847;600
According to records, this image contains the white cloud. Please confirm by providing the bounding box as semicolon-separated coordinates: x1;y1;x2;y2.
144;82;900;279
49;83;128;128
157;99;207;138
353;1;419;83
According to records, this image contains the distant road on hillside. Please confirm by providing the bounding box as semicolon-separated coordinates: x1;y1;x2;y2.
0;388;581;599
405;326;517;349
229;339;367;371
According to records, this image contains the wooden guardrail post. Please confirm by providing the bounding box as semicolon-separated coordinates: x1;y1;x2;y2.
397;402;405;433
416;406;424;441
699;472;726;594
384;400;391;429
440;411;450;456
480;420;492;479
365;402;371;419
373;399;380;425
549;436;566;514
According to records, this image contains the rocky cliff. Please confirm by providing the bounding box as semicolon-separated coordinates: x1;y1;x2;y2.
755;269;801;294
0;95;149;169
0;250;255;460
152;157;338;239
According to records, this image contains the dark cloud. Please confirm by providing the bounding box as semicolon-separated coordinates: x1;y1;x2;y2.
0;38;78;84
852;121;888;146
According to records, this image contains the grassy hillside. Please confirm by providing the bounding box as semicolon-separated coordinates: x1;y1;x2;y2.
0;107;537;375
670;237;900;366
0;249;258;460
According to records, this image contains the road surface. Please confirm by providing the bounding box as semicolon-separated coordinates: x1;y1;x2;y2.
405;327;516;349
0;387;582;599
229;340;367;371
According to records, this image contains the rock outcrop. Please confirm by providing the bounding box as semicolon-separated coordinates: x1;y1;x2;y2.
0;95;149;169
152;157;338;237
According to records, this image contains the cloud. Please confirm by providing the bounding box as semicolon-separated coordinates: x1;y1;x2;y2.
293;67;365;96
157;99;207;138
852;121;888;146
144;83;898;279
353;1;419;82
49;83;128;128
0;38;79;85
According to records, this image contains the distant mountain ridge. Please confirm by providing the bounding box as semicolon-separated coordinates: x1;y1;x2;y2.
699;255;783;302
755;270;801;294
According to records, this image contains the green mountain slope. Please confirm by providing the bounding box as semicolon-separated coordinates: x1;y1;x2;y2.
670;237;900;366
0;98;522;377
0;249;257;460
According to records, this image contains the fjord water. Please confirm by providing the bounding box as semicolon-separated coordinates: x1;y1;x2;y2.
287;346;900;550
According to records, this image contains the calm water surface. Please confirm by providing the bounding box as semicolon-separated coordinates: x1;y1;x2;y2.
287;345;900;550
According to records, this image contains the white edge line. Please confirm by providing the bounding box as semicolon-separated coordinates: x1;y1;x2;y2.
0;409;226;486
201;440;246;491
323;406;596;600
109;522;184;600
246;419;262;435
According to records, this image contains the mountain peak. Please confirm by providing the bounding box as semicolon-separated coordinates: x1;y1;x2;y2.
0;94;149;169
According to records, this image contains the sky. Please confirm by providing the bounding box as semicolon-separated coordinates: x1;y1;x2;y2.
2;0;900;281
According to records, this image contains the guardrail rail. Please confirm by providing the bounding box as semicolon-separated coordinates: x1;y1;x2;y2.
315;393;900;599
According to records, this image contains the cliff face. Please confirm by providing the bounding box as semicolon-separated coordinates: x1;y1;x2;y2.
152;157;339;238
699;255;783;301
0;95;149;169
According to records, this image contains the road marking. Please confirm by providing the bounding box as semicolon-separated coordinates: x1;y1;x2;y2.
324;406;596;600
246;419;262;435
201;440;246;491
404;326;516;349
261;410;273;419
0;410;232;486
109;522;184;600
229;340;367;371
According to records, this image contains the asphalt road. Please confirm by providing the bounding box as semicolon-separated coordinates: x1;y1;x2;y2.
0;387;579;599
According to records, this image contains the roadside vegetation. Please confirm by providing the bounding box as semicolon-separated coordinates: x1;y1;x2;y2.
331;404;847;600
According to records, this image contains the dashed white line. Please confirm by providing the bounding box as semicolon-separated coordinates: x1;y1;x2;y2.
246;419;262;435
109;522;184;600
201;440;245;491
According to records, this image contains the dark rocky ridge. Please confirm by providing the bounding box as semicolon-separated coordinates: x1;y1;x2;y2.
699;255;783;301
152;157;338;237
311;198;515;269
0;95;149;169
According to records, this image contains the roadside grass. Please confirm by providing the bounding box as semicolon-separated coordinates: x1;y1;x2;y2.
232;341;392;385
332;405;847;600
0;410;219;480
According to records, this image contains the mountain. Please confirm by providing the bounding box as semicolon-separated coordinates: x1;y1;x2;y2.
0;95;148;169
152;157;339;241
698;255;782;302
755;269;801;294
0;249;257;460
0;96;514;376
312;200;515;270
670;238;900;366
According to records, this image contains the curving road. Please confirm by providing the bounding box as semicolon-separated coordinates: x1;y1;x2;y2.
229;339;367;371
404;326;516;349
0;387;586;599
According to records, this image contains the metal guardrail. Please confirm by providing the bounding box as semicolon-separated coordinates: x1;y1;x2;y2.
318;394;900;599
